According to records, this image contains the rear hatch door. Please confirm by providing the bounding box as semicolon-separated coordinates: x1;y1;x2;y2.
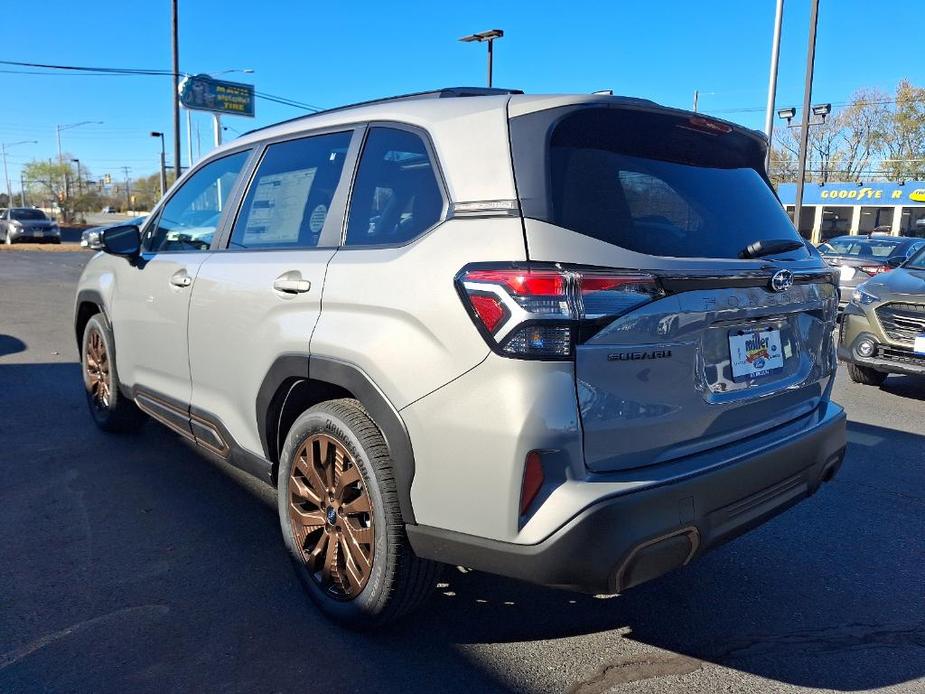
509;102;838;472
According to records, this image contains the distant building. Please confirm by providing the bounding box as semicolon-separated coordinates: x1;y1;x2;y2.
777;181;925;244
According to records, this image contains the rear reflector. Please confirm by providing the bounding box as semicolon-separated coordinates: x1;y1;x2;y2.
456;263;663;360
469;294;508;332
520;451;545;515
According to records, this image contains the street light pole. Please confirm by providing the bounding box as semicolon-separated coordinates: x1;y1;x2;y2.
151;131;167;198
793;0;820;236
764;0;785;172
171;0;182;180
55;121;102;200
1;140;38;210
459;30;504;88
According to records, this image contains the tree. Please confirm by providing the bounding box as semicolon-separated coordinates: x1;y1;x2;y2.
835;87;891;181
768;145;798;185
879;79;925;180
21;159;74;220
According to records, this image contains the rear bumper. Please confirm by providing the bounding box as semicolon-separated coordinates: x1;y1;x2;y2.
408;401;846;594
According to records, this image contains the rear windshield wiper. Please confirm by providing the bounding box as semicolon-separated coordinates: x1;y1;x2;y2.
739;238;806;259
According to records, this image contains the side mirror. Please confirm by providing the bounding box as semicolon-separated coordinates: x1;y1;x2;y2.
887;256;905;268
101;224;141;259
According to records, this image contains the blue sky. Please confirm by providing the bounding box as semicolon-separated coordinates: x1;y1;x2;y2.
1;0;921;187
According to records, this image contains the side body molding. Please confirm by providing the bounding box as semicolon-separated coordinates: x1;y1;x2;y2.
255;354;418;525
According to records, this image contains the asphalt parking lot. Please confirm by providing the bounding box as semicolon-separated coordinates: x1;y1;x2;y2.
1;250;924;694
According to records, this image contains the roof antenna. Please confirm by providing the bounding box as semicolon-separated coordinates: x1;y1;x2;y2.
592;89;613;95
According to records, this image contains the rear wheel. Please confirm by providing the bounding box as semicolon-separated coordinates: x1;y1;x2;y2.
81;314;146;432
846;363;887;386
277;399;440;629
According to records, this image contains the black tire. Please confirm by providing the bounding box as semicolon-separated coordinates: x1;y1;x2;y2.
81;313;146;432
846;362;888;386
277;398;440;629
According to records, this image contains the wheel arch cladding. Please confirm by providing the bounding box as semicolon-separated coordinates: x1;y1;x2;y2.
74;289;108;349
257;354;417;525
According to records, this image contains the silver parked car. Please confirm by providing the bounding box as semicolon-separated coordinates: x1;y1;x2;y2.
74;87;847;628
1;207;61;244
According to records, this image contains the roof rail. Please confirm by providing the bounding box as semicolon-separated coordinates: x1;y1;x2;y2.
242;87;524;137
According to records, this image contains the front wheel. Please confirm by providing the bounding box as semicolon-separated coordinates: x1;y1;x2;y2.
846;363;888;386
81;314;146;432
277;399;440;629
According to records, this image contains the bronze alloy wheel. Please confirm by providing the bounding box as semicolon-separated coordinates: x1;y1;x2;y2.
288;433;375;600
85;327;112;410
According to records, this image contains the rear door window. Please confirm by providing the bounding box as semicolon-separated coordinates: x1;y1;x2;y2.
229;131;352;249
344;127;444;247
511;107;808;260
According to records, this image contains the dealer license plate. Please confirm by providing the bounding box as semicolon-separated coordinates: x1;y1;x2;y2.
729;328;785;380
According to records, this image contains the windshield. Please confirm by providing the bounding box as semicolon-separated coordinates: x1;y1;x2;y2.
907;245;925;270
510;106;806;260
822;238;900;257
10;208;47;221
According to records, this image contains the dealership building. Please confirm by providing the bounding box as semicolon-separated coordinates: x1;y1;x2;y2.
777;181;925;244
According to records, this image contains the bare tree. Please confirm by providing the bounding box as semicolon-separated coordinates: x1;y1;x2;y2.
879;79;925;180
837;88;890;181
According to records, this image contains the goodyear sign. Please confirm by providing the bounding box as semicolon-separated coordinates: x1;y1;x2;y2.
777;182;925;205
179;74;255;117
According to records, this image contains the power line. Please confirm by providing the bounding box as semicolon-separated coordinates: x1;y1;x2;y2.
0;58;324;111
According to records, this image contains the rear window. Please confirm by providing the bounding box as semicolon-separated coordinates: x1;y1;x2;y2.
511;106;807;260
10;208;47;221
823;238;900;257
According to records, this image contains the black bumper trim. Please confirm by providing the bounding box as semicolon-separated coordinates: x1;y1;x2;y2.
407;403;846;594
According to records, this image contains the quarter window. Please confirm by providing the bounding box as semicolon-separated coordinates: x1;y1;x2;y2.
230;131;352;249
345;127;443;246
145;150;249;252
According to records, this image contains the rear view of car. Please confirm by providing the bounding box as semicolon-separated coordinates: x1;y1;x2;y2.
820;236;925;305
74;91;848;627
416;97;847;595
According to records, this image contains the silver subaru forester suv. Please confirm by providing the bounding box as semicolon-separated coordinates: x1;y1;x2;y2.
75;88;847;628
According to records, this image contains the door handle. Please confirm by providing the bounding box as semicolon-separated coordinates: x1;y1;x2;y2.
170;270;192;288
273;272;311;294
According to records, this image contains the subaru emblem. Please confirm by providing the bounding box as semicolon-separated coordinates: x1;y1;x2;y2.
770;269;794;293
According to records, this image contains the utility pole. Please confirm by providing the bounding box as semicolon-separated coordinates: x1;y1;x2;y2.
764;0;785;172
459;29;504;88
213;113;222;147
793;0;820;234
20;174;26;206
71;159;83;196
171;0;182;179
121;166;132;213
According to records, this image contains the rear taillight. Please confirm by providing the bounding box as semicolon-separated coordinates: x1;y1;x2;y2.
456;263;663;360
858;264;890;275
